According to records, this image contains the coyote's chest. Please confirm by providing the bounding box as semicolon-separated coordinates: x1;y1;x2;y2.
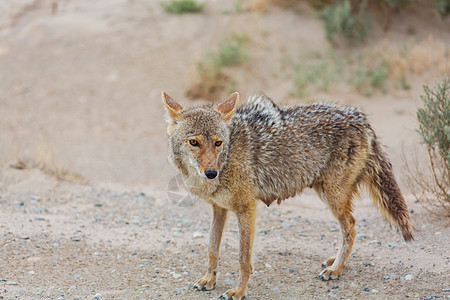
183;174;234;210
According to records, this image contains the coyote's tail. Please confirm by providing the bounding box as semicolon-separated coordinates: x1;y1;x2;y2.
365;134;414;242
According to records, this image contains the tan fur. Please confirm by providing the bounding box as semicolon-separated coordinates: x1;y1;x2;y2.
162;91;413;299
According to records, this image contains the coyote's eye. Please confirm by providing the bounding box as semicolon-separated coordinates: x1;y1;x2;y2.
189;139;199;147
215;141;222;147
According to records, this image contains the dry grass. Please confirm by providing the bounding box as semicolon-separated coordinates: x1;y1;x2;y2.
404;149;449;217
7;141;89;185
367;37;449;85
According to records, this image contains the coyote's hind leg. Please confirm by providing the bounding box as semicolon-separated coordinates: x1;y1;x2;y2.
314;183;356;280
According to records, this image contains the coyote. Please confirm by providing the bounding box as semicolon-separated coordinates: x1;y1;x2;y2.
162;91;413;299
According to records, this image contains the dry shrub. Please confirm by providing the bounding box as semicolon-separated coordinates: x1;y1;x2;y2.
366;37;449;86
9;141;89;185
185;64;232;101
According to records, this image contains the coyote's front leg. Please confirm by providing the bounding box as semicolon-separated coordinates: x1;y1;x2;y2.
194;204;228;291
219;202;256;300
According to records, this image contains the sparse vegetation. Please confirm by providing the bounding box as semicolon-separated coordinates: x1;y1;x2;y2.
406;75;449;215
186;34;248;101
317;0;371;44
351;57;387;96
291;59;340;97
161;0;205;14
9;142;89;185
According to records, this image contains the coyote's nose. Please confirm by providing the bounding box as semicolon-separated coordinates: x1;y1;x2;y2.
205;169;218;179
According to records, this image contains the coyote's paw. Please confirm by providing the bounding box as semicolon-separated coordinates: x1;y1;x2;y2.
218;288;246;300
321;257;335;268
318;267;341;281
193;273;216;291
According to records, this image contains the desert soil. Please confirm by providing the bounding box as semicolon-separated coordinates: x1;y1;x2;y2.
0;0;449;299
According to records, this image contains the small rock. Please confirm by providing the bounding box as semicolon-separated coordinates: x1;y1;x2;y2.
368;240;381;245
425;296;432;300
363;287;370;292
6;281;17;285
372;289;378;293
29;270;35;275
224;279;233;284
281;222;291;228
435;231;441;236
389;273;398;279
22;236;30;240
265;263;272;269
442;288;450;292
356;233;367;239
405;274;413;281
172;273;182;279
388;243;398;248
192;232;204;239
94;293;102;300
68;285;76;291
383;275;390;279
329;294;337;298
94;203;103;207
142;284;150;288
71;237;81;242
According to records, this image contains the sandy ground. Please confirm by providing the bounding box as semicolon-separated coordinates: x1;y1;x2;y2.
0;0;449;299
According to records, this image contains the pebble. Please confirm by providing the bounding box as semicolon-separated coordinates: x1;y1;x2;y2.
383;275;390;279
71;237;81;242
368;240;381;245
363;287;370;292
442;288;450;292
372;289;378;293
425;296;432;300
6;281;17;285
388;243;398;248
281;222;292;228
192;232;204;239
356;233;367;239
172;273;182;279
94;293;102;300
405;274;413;281
29;270;35;275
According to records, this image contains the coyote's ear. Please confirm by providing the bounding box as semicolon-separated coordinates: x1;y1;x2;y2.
162;91;183;121
216;92;239;122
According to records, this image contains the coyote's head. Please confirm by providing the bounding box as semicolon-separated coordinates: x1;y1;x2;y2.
162;91;239;180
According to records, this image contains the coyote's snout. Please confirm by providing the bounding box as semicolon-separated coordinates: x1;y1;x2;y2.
162;91;413;300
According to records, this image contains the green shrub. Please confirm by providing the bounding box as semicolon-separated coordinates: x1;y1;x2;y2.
186;34;248;101
410;75;449;215
213;34;248;67
435;0;450;16
417;75;450;169
161;0;205;14
317;0;371;44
